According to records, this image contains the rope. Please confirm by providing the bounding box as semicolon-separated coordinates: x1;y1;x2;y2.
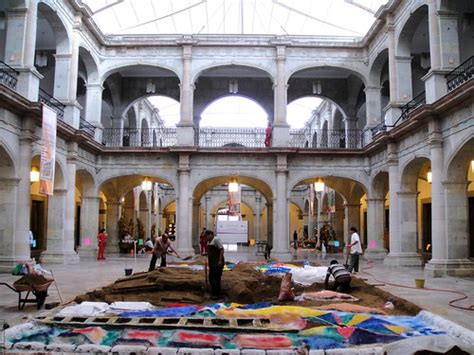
361;260;474;311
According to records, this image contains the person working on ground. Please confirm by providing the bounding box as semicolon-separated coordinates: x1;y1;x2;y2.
325;259;351;292
347;226;363;273
148;233;180;271
206;230;225;299
293;230;298;251
264;243;273;261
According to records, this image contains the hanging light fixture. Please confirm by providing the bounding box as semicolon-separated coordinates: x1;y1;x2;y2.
142;177;152;191
228;181;239;192
146;79;156;94
312;81;322;95
229;79;238;94
314;178;325;192
426;169;432;184
30;167;40;183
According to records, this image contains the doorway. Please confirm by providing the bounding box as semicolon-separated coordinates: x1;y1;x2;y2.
30;199;46;259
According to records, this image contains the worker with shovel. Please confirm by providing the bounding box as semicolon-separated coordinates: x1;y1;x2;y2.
148;233;181;271
206;230;225;300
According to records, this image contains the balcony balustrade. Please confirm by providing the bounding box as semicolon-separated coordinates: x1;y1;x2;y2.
0;60;19;90
197;127;266;148
446;56;473;92
102;127;177;147
79;117;95;136
38;88;65;120
290;129;365;149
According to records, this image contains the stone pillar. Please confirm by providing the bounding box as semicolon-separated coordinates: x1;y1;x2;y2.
205;194;212;230
0;117;36;271
365;198;387;260
344;117;358;148
343;203;360;245
192;201;200;250
4;3;42;100
364;86;382;128
254;194;262;241
272;45;290;147
53;54;73;101
145;193;152;240
177;44;195;145
307;211;315;240
423;3;459;103
266;204;273;245
63;146;80;261
105;201;121;254
78;196;100;256
85;83;104;141
395;56;413;102
273;155;290;256
176;154;193;254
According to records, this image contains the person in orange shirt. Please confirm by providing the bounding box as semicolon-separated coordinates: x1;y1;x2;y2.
97;228;107;260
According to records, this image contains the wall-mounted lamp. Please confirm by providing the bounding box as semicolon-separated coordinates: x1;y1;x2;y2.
427;169;432;184
142;177;152;191
229;79;238;94
228;181;239;193
146;79;156;94
314;178;325;192
312;81;322;95
471;160;474;172
30;167;40;183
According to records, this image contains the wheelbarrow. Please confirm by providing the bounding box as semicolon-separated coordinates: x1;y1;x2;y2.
0;277;54;310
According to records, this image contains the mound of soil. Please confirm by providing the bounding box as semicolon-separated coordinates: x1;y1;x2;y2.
74;262;421;316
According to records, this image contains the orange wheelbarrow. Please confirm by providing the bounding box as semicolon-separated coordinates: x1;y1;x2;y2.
1;278;54;310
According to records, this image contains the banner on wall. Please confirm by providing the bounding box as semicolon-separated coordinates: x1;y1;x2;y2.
133;186;141;212
309;184;315;216
153;183;159;215
39;105;57;196
227;186;241;215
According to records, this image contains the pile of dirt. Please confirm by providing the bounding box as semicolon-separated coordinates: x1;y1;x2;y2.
75;262;421;316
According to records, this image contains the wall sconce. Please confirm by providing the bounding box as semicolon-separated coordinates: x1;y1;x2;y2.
146;79;156;94
229;79;238;94
35;52;48;67
312;81;322;95
427;169;432;184
30;167;40;183
314;178;325;192
471;160;474;172
142;177;152;191
228;181;239;192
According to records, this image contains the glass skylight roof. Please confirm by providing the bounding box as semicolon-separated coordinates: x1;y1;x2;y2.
80;0;389;37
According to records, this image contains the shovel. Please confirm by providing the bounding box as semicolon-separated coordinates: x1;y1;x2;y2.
343;246;350;269
167;249;192;261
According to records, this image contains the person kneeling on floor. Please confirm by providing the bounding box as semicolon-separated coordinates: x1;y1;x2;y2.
325;259;351;292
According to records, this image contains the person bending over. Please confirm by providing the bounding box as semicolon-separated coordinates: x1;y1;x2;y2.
325;259;352;292
148;233;180;271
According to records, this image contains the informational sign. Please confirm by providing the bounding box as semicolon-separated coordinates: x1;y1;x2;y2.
39;105;57;195
216;220;248;243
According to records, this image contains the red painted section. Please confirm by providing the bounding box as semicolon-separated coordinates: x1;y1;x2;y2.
234;334;293;348
337;326;355;338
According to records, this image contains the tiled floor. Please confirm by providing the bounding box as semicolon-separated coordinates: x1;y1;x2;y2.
1;247;473;331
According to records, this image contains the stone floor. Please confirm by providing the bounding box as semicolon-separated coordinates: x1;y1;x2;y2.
1;246;473;332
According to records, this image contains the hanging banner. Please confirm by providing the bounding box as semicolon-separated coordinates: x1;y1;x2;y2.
153;183;159;215
309;184;315;216
227;185;241;216
39;105;57;195
327;188;336;213
133;186;141;212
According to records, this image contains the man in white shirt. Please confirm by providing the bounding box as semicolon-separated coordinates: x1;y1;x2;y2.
347;227;363;273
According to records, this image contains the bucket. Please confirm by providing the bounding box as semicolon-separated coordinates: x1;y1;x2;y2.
124;268;133;276
414;278;425;288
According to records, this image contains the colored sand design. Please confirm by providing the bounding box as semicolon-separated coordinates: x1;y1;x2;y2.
5;302;446;351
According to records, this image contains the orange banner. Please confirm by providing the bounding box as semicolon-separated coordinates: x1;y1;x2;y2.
39;105;57;195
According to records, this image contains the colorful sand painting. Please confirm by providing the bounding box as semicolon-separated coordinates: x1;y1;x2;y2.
5;302;446;351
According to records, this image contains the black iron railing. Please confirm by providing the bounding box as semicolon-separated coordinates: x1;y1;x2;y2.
103;127;177;147
290;129;365;149
446;56;473;92
400;91;426;122
370;122;387;138
0;60;19;90
79;117;95;136
198;127;266;148
38;88;65;120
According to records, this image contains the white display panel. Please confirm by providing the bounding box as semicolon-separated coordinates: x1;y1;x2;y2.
216;221;248;243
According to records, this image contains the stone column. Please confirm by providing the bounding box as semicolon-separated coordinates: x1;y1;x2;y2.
307;210;315;240
266;203;273;245
205;194;212;230
254;194;262;241
343;203;360;245
85;83;104;142
384;17;402;127
272;45;290;147
78;196;100;256
42;190;68;263
176;154;193;254
395;56;413;102
364;86;382;128
2;117;36;271
105;201;121;254
177;44;195;145
344;117;358;148
273;155;290;256
145;193;152;240
4;2;42;100
365;198;387;260
423;3;459;103
63;145;80;261
192;201;200;250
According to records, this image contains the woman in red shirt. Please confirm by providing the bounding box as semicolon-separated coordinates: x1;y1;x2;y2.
97;229;107;260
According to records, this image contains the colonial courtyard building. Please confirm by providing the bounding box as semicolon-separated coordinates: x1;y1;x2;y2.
0;0;472;277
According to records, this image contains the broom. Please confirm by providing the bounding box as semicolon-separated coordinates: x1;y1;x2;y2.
343;245;351;269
